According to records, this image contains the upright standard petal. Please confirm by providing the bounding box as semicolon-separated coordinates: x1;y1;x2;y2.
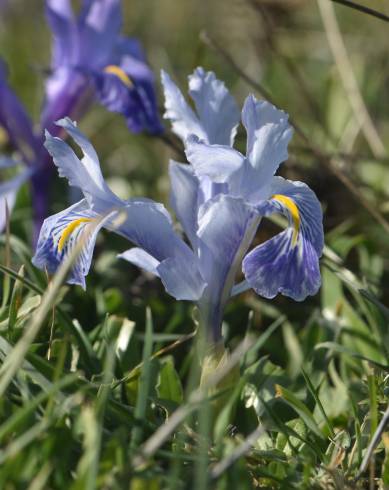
44;1;90;135
188;67;240;145
46;0;78;68
32;199;110;289
78;0;122;68
161;70;206;142
241;95;293;190
243;177;323;301
44;118;120;208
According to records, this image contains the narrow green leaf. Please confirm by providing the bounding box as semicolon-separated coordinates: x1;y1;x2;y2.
0;373;76;442
368;371;378;438
275;384;324;439
130;308;154;452
315;341;389;371
301;367;335;438
381;434;389;485
8;264;25;335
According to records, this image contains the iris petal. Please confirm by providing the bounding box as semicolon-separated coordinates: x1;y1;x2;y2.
46;0;78;68
197;194;259;331
240;95;293;197
78;0;122;68
118;200;198;266
119;247;206;301
242;177;323;301
32;199;109;289
41;67;89;136
188;67;240;145
44;118;120;208
169;161;199;247
118;248;160;276
157;256;206;301
242;94;292;156
243;229;320;301
185;135;244;183
162;68;240;145
118;201;207;301
93;57;162;134
161;70;205;142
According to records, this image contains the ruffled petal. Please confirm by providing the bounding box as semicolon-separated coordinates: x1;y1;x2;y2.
185;135;244;183
241;95;293;189
169;160;199;247
161;70;206;142
32;199;111;289
44;118;120;208
188;67;240;145
242;177;323;301
78;0;122;68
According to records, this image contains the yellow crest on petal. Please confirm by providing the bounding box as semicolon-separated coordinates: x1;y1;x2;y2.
57;218;92;253
271;194;300;246
103;65;133;88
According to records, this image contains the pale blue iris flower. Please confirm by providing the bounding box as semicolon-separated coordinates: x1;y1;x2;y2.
33;68;323;341
159;68;323;337
32;118;204;296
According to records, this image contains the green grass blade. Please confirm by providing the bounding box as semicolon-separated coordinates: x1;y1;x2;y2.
130;307;154;453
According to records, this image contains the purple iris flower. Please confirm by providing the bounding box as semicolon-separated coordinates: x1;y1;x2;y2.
32;68;323;342
0;0;162;238
44;0;162;135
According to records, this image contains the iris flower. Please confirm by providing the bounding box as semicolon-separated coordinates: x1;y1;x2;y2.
33;68;323;342
0;0;161;236
44;0;162;135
